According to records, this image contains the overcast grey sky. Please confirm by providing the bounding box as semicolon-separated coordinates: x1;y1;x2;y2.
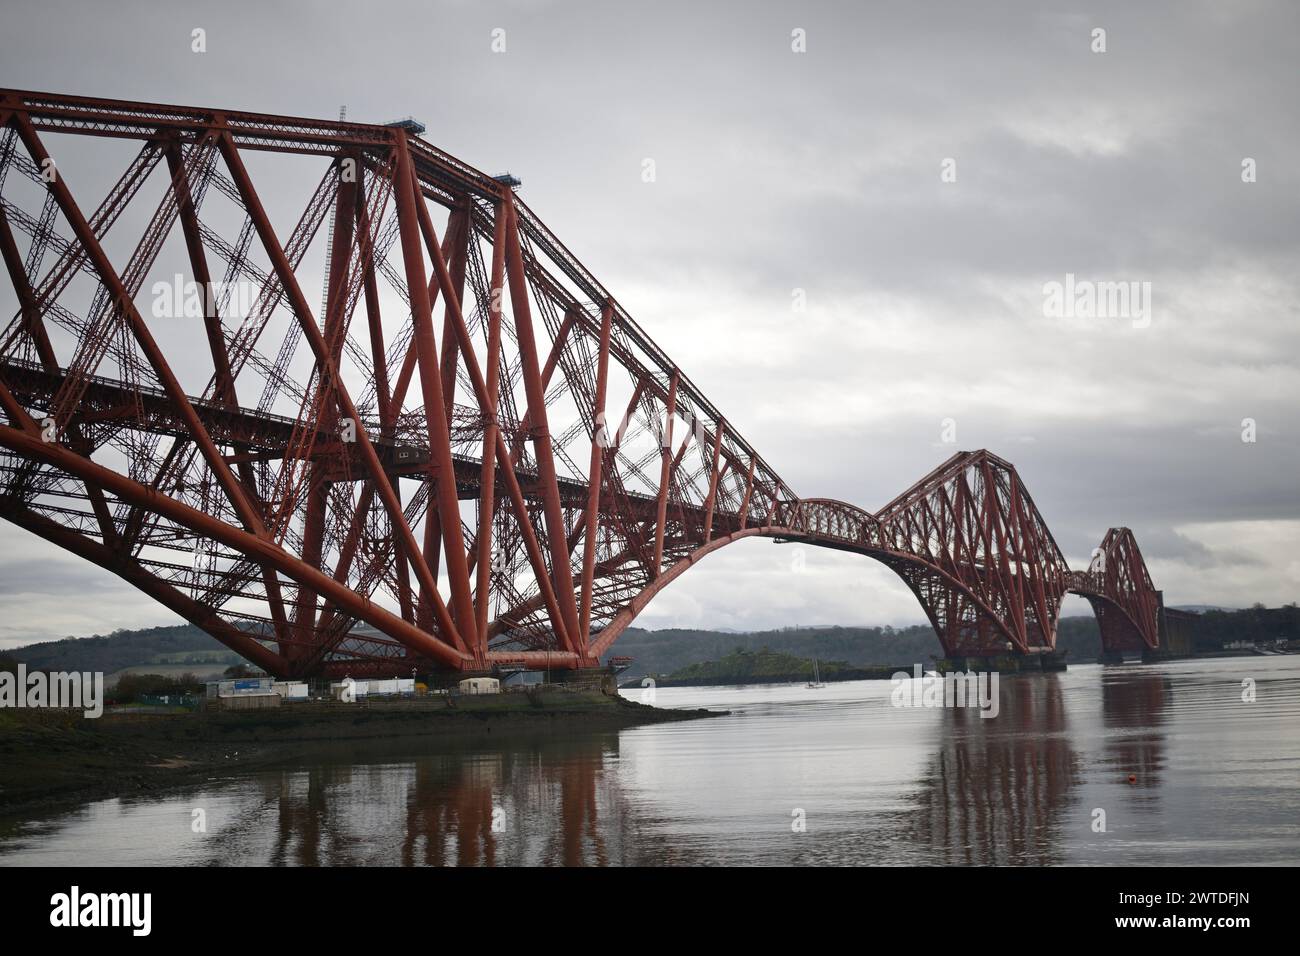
0;0;1297;646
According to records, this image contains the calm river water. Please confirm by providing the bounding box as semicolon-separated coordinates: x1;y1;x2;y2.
2;655;1297;865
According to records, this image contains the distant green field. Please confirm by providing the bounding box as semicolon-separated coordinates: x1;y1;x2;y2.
148;649;241;665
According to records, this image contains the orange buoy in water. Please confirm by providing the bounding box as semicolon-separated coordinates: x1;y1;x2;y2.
1128;774;1137;784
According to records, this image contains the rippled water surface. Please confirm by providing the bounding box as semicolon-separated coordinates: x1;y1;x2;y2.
2;656;1297;865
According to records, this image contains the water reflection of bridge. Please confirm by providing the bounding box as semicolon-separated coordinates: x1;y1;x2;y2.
204;672;1173;866
244;734;680;866
899;669;1171;864
902;676;1079;864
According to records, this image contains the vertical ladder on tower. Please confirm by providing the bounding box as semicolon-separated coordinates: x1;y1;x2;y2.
318;106;348;326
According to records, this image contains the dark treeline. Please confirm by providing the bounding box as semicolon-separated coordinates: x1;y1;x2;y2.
1191;603;1299;647
110;672;204;703
666;647;895;684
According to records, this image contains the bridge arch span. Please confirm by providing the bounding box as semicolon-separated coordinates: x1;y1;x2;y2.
592;478;1163;666
588;518;1029;659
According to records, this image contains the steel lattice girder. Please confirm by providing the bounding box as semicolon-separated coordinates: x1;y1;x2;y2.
0;89;1164;676
1066;528;1161;651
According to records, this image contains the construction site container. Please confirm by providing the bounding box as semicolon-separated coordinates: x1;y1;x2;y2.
271;681;309;700
206;677;274;699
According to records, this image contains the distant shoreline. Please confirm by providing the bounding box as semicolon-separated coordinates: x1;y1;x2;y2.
622;666;909;689
622;649;1294;689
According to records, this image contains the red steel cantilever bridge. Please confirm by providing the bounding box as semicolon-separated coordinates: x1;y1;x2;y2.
0;90;1166;678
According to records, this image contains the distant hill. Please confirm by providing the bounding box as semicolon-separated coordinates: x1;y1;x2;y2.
5;619;1100;678
606;617;1107;678
4;603;1294;678
608;605;1298;676
3;625;242;674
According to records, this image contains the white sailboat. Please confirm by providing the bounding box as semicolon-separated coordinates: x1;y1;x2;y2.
806;656;826;689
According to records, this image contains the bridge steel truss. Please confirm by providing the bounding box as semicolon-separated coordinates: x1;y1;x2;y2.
0;89;1164;676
